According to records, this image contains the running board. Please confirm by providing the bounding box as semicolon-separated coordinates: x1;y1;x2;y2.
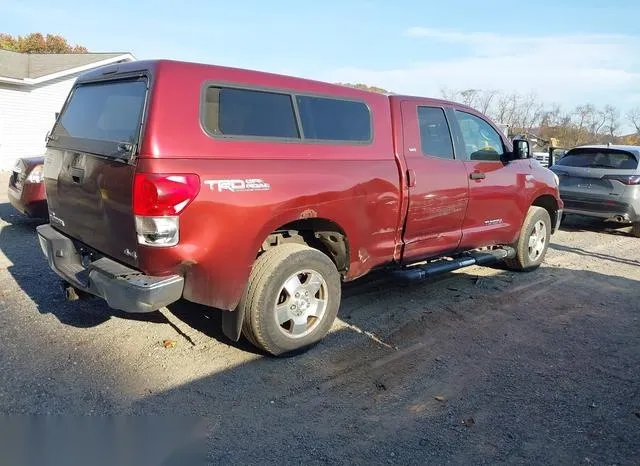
391;247;516;283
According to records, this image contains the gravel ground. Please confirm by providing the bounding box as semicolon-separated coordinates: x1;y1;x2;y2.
1;175;639;465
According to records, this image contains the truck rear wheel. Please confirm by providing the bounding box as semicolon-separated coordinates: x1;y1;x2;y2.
505;206;551;272
632;222;640;238
240;243;341;356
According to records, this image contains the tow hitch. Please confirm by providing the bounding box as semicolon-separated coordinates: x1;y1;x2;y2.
61;281;91;301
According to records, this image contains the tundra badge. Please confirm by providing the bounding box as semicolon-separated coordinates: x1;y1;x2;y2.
484;218;503;226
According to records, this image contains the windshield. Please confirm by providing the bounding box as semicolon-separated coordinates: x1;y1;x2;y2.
51;78;147;156
555;148;638;170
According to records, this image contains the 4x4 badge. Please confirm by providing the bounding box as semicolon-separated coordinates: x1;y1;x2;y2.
49;211;65;227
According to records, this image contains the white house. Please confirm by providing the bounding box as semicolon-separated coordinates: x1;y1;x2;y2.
0;50;135;170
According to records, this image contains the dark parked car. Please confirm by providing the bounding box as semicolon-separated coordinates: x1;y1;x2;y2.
7;156;48;219
550;144;640;237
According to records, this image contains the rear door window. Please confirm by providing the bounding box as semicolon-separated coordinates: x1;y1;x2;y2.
295;95;371;142
52;79;147;156
555;149;638;169
203;87;299;139
417;107;454;159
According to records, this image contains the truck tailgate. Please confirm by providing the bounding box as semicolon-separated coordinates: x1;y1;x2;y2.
44;149;139;267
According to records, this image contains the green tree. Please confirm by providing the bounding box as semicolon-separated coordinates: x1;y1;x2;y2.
0;32;88;53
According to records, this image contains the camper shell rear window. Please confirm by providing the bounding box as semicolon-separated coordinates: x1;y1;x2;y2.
49;78;148;158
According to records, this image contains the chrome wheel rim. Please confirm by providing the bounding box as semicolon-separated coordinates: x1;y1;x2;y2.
274;269;328;339
527;220;547;262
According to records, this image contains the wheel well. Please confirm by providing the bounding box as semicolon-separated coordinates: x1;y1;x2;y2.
532;195;558;228
260;219;349;275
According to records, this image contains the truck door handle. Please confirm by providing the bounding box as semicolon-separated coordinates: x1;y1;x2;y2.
407;169;416;187
470;172;486;180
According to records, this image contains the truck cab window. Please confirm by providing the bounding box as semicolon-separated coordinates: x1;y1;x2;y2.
455;111;504;161
417;107;454;159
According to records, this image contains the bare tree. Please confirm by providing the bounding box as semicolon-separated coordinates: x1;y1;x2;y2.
478;90;499;115
573;105;595;133
439;87;455;101
493;92;514;127
337;83;389;94
458;89;482;108
436;87;631;146
627;107;640;135
541;104;564;128
601;105;620;143
518;92;544;133
589;109;607;141
440;88;498;116
569;104;597;145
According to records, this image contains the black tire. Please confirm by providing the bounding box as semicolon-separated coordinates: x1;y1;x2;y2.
505;206;552;272
632;222;640;238
239;243;341;356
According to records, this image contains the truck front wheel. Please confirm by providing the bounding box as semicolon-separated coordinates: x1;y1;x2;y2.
505;206;552;272
239;243;341;356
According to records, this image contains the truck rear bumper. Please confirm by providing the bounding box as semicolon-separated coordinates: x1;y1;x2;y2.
36;224;184;313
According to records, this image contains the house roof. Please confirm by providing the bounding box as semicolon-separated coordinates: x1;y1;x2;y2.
0;49;134;84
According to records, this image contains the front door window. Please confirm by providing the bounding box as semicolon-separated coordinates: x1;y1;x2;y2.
455;111;504;161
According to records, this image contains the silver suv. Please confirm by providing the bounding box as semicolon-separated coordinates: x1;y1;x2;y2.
550;144;640;237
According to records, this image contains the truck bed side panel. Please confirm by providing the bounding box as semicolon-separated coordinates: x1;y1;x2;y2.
135;157;400;310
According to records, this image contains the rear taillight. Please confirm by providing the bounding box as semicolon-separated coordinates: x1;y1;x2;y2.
135;216;180;247
133;174;200;216
133;174;200;247
26;164;44;183
603;175;640;185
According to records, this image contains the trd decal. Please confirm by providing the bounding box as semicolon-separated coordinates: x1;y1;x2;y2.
204;178;271;192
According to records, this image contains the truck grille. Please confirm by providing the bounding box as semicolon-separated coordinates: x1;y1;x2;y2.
534;154;549;167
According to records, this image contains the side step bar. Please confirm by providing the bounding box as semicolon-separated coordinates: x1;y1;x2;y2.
391;247;516;283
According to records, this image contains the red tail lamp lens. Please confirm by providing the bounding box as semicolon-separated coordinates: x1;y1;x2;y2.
133;173;200;216
604;175;640;185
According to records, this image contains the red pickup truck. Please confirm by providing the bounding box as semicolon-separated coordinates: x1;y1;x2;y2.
36;59;563;355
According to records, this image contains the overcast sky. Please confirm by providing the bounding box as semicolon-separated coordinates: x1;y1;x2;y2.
4;0;639;115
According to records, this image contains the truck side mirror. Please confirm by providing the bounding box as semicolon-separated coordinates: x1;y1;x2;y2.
512;138;530;160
